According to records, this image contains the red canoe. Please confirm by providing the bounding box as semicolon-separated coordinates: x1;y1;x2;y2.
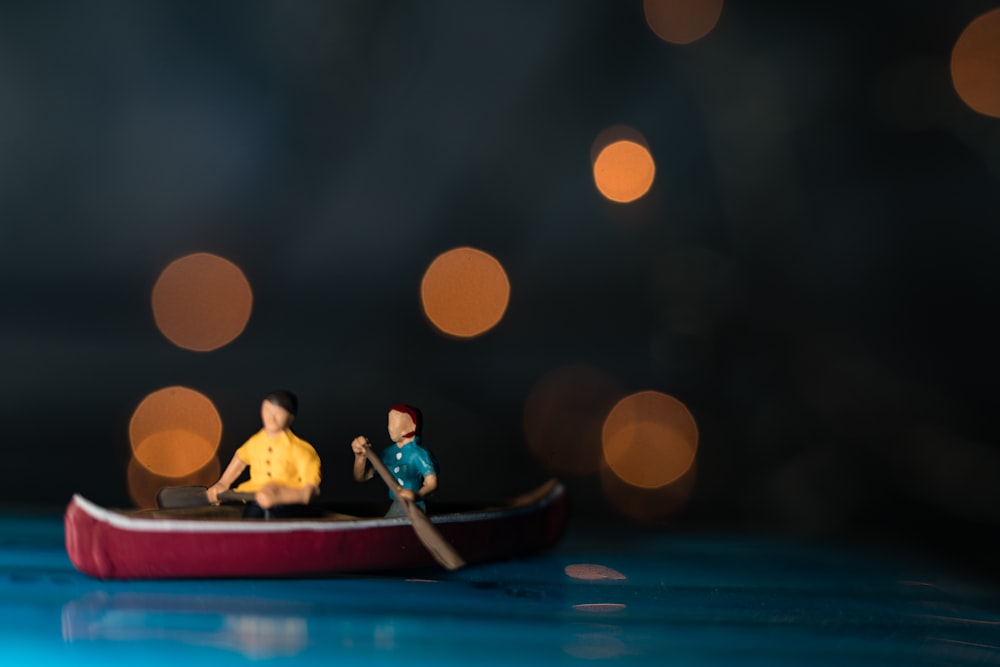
65;480;568;579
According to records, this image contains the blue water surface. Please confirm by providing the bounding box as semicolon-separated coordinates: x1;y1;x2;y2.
1;512;998;666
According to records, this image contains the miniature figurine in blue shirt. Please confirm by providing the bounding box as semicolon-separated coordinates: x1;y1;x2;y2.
351;404;438;517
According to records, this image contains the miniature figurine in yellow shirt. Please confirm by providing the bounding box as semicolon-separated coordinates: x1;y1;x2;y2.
207;390;321;512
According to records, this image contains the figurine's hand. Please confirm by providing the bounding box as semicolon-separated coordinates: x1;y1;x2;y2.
351;436;370;456
206;484;226;505
396;488;417;502
255;485;280;510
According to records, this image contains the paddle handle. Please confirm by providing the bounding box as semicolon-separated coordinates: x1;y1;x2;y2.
219;490;257;503
156;486;257;510
362;441;411;501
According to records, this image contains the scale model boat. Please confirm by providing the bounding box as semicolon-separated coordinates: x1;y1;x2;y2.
64;479;568;580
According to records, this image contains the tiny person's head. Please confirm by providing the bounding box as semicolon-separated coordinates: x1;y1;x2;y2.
387;404;421;443
261;390;297;434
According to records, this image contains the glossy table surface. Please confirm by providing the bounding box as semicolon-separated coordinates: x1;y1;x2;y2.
3;511;998;666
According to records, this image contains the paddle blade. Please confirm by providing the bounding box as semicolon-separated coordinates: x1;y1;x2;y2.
403;501;466;571
156;487;256;509
156;486;210;509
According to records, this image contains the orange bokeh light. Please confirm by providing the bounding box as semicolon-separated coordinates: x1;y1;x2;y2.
592;140;655;204
152;252;253;351
129;386;222;478
420;247;511;338
643;0;724;45
590;125;650;165
600;456;696;520
951;9;1000;118
127;455;221;509
601;391;698;489
523;365;624;476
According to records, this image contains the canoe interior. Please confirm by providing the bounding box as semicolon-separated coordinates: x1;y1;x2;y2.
125;478;562;522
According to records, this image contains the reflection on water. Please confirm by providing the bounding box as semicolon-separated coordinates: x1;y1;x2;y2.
59;587;457;660
373;622;397;651
563;624;627;660
564;563;627;581
222;615;308;658
573;603;627;613
47;538;1000;665
62;592;309;659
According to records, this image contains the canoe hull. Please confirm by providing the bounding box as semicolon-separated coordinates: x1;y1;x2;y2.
65;481;568;579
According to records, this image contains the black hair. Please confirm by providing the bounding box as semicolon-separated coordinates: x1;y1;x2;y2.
264;390;298;416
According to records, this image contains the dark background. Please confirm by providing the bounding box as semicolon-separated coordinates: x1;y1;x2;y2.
2;1;999;575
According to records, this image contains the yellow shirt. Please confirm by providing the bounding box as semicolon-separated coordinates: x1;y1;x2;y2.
233;429;321;493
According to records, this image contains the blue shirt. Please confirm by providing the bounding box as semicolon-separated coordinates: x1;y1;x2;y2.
380;438;437;503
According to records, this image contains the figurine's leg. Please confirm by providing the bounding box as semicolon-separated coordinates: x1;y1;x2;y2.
243;503;314;519
385;500;406;518
384;500;430;518
242;503;267;519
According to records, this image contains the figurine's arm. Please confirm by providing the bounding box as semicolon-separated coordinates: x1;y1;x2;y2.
351;436;375;482
207;453;247;504
255;483;318;509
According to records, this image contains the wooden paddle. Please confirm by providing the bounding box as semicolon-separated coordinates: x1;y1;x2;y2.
362;442;466;571
156;486;256;510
